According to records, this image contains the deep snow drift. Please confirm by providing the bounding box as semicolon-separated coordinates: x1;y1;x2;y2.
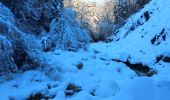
0;0;170;100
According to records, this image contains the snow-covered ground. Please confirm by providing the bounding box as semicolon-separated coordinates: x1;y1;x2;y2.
0;0;170;99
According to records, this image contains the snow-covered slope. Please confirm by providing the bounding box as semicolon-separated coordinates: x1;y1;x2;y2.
0;0;170;100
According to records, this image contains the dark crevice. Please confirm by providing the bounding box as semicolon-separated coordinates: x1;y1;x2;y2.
111;58;157;77
151;36;157;44
144;11;150;21
76;63;84;70
160;28;165;35
90;89;96;96
151;28;167;45
156;55;164;63
156;55;170;63
163;57;170;62
26;93;55;100
65;83;82;96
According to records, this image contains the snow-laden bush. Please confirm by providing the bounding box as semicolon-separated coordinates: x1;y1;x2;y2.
0;3;25;68
0;21;46;73
0;2;15;23
1;0;63;35
0;35;17;75
0;2;58;77
45;7;91;51
0;3;44;72
0;18;28;67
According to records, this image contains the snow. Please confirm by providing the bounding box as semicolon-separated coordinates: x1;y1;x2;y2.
0;71;50;100
1;0;170;99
